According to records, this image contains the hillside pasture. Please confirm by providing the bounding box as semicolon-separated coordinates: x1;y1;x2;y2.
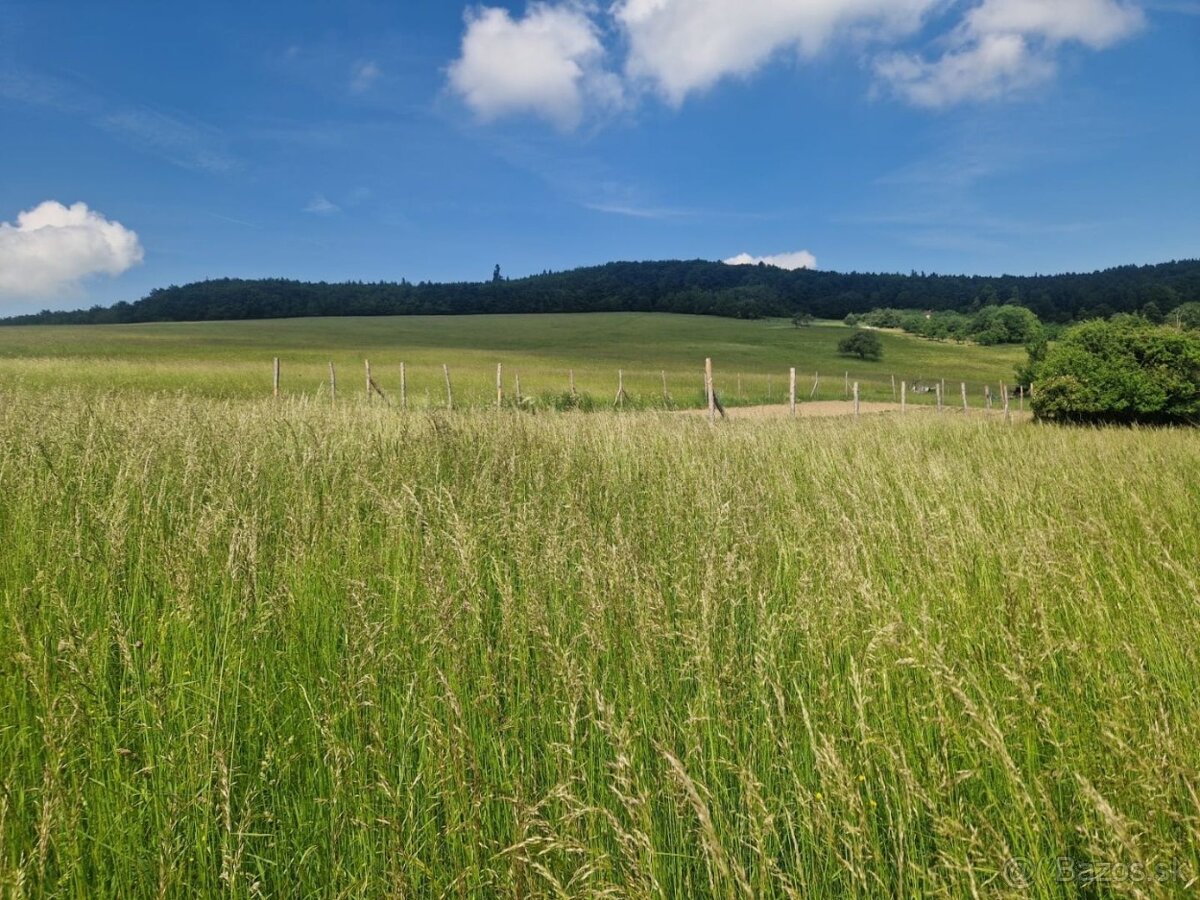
0;313;1025;407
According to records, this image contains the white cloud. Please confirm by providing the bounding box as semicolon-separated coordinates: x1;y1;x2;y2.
446;0;1150;124
724;250;817;270
0;201;143;298
447;3;623;129
612;0;941;105
351;61;382;93
304;194;341;214
878;0;1145;107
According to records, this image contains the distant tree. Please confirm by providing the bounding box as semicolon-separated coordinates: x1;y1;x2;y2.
1140;301;1164;324
843;313;861;326
492;264;502;283
838;330;883;361
1169;302;1200;331
1028;317;1200;425
792;310;814;328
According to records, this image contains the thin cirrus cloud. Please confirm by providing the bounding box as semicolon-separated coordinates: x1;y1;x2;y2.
0;201;144;299
724;250;818;270
350;61;382;93
447;0;1148;124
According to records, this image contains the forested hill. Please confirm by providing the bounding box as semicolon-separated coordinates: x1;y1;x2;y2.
4;258;1199;326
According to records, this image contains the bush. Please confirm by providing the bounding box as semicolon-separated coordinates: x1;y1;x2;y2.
1029;317;1200;425
838;330;884;361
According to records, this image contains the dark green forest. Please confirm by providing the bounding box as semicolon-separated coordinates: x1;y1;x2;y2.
3;258;1199;326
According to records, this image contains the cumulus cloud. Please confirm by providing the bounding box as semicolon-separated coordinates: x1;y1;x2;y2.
724;250;818;270
613;0;941;105
0;201;143;298
447;3;623;129
878;0;1145;107
446;0;1150;124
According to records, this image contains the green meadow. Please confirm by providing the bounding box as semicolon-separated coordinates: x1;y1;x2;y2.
0;313;1024;405
1;315;1196;898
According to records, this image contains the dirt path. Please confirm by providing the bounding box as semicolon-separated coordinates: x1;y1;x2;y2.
681;401;1028;420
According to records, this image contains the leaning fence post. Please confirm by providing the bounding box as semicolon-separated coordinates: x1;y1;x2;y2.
400;362;407;410
810;372;819;399
706;357;715;423
853;382;860;418
273;357;280;399
789;367;797;417
443;364;453;410
329;362;336;404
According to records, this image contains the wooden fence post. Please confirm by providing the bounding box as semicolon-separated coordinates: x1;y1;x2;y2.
706;357;715;423
853;382;860;418
662;370;669;405
273;357;280;399
443;364;453;410
365;360;372;402
496;363;503;409
901;381;907;414
515;373;522;405
985;386;993;410
810;372;819;399
329;362;336;404
789;367;797;417
1003;384;1011;422
961;382;968;413
891;374;897;401
615;370;627;408
844;371;849;400
400;362;407;410
936;381;942;412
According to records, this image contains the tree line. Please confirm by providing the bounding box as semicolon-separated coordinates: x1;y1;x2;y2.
2;258;1199;327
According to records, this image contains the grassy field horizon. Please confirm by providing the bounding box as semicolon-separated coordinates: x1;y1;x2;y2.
0;312;1025;407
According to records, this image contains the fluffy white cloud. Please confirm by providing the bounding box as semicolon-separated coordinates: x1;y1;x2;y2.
447;3;623;129
724;250;818;270
447;0;1149;124
879;0;1144;106
612;0;941;105
0;201;143;298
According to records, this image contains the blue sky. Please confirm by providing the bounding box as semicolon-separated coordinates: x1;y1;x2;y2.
0;0;1197;315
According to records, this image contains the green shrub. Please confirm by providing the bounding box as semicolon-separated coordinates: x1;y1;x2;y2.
837;329;884;361
1030;317;1200;425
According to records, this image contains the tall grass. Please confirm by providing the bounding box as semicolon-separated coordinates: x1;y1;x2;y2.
1;391;1198;897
